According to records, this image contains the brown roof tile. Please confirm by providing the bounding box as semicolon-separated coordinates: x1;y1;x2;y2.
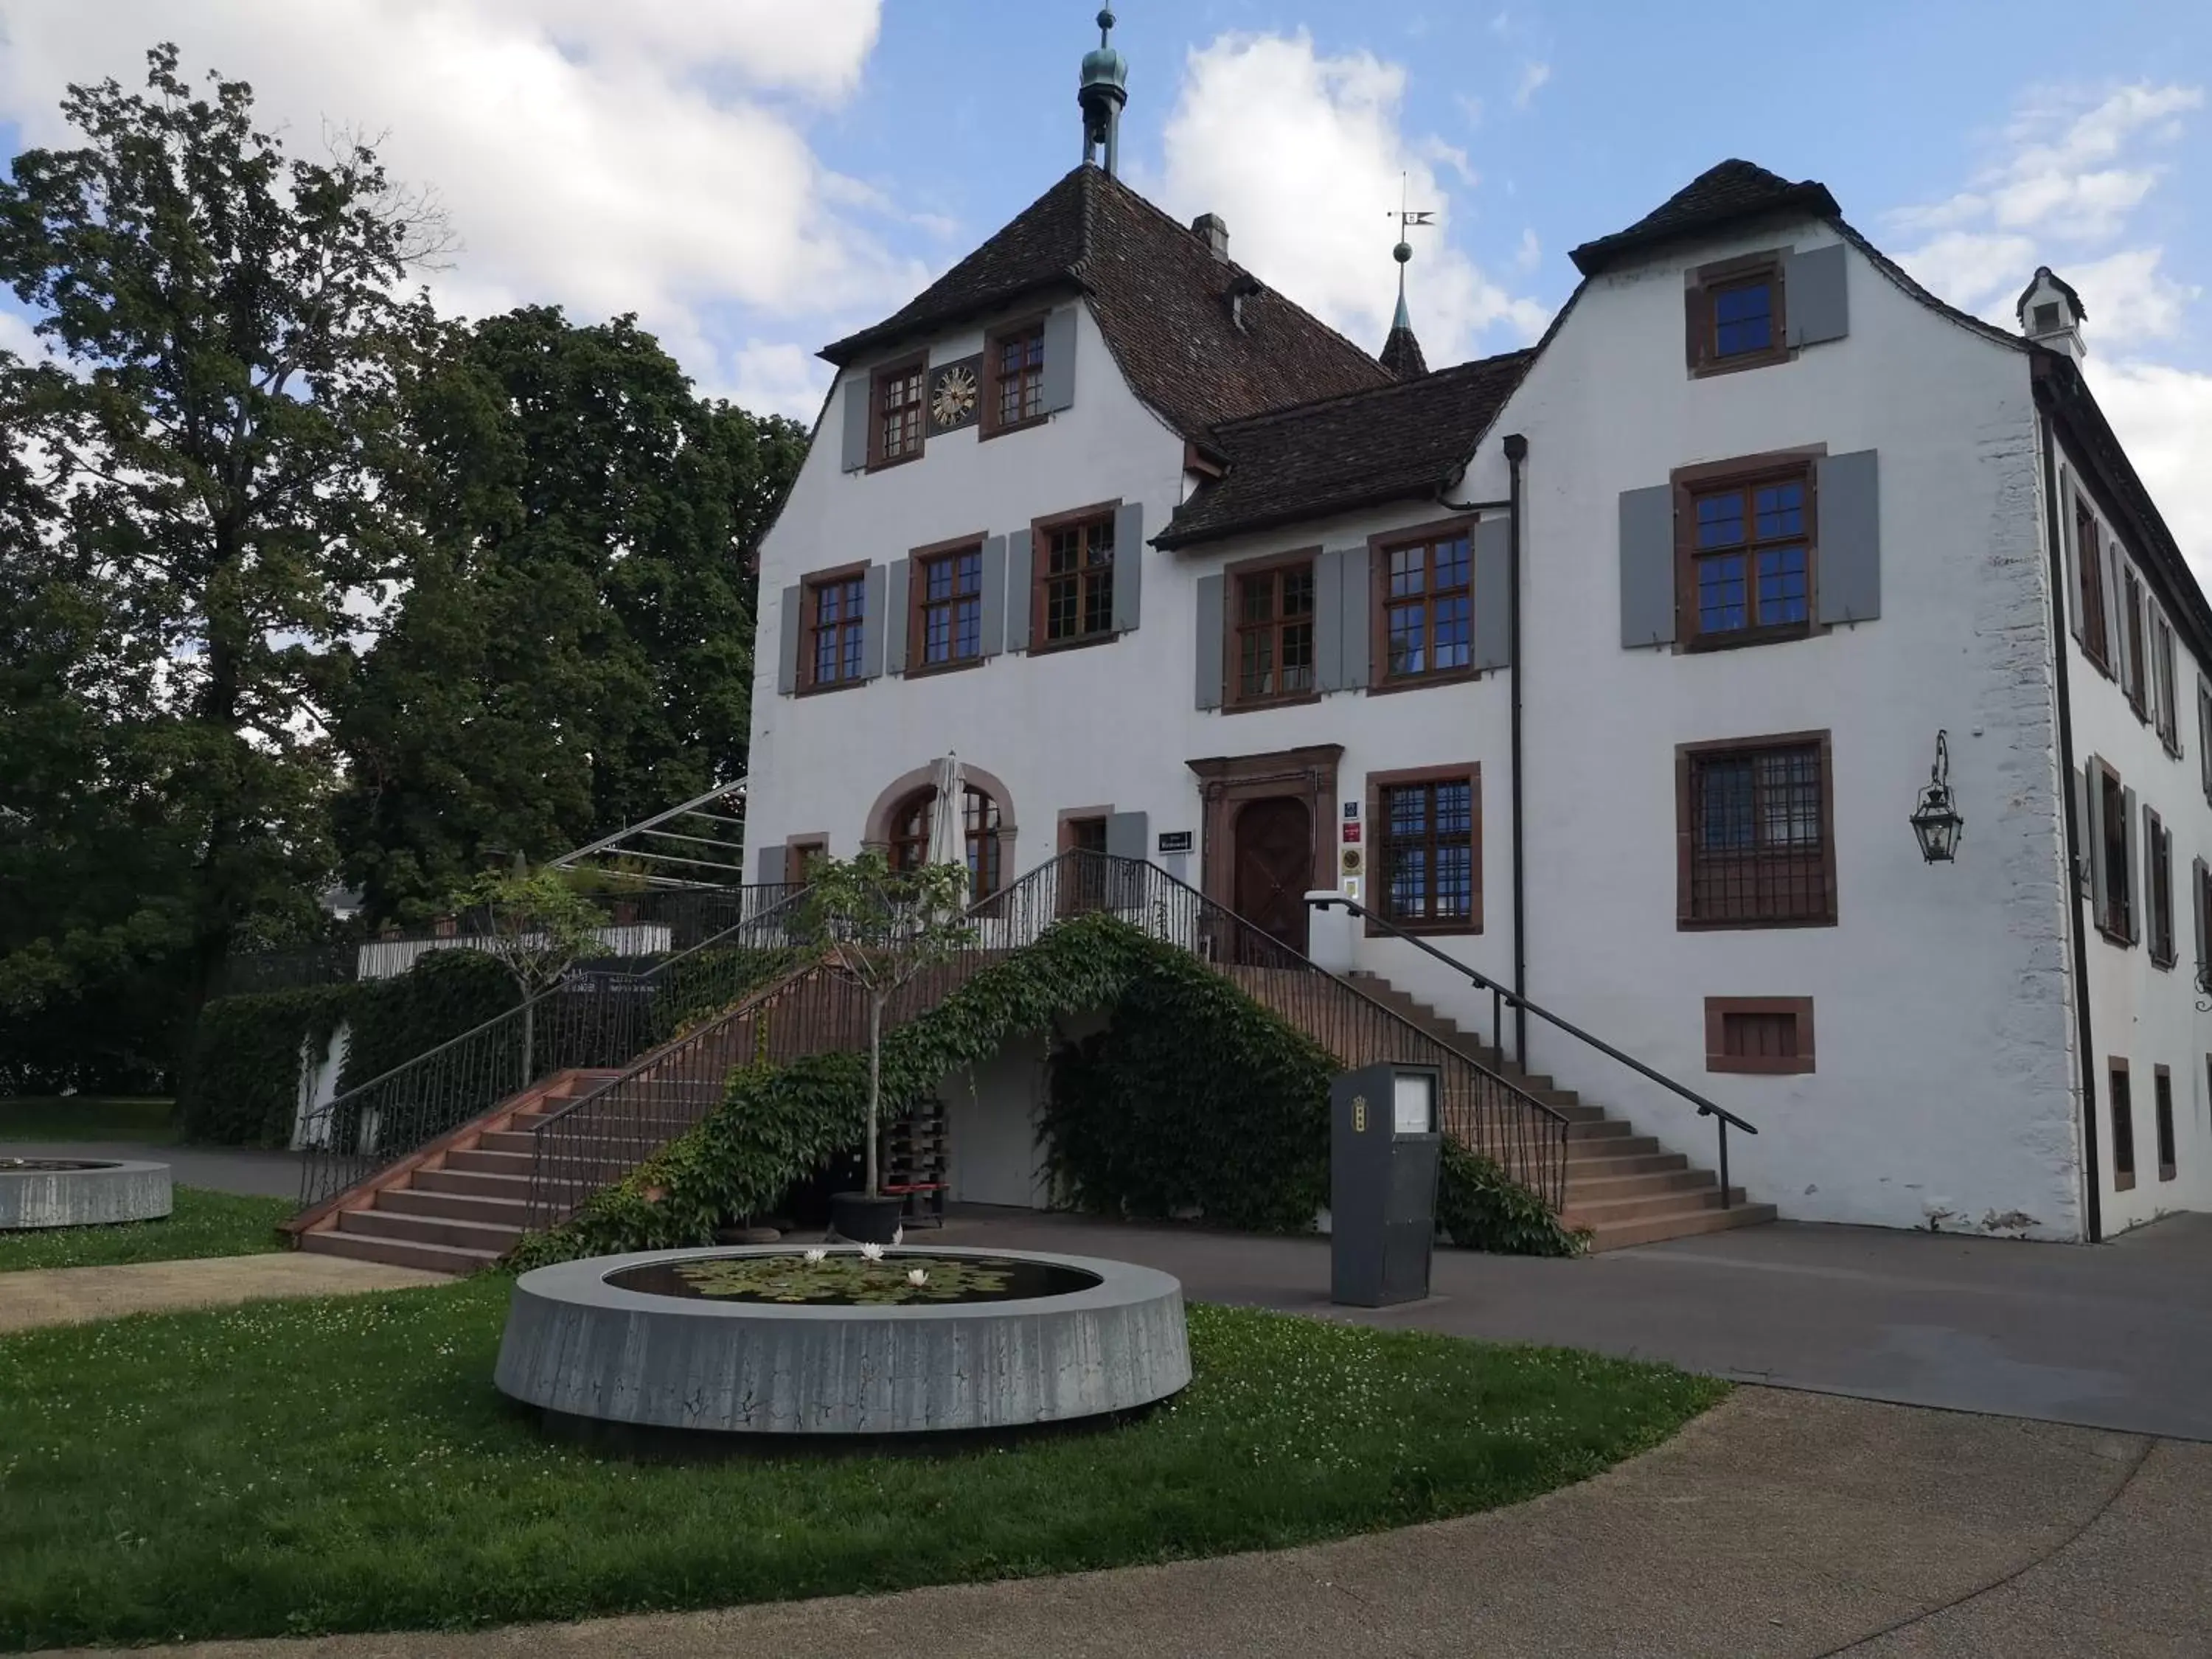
1569;159;1840;276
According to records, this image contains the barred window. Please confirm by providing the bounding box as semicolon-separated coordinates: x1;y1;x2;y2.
2076;502;2110;671
988;321;1046;431
872;359;925;464
1704;996;1815;1074
917;546;983;667
1379;532;1472;680
1680;737;1834;927
2123;568;2148;715
1377;773;1477;931
807;571;867;689
2110;1060;2135;1186
1041;514;1115;645
2154;1065;2177;1181
2148;810;2175;968
1233;559;1316;704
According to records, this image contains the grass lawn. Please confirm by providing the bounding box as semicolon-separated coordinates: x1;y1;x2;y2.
0;1187;290;1274
0;1096;176;1143
0;1280;1726;1649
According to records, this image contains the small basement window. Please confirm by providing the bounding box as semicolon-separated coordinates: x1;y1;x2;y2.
1704;997;1814;1074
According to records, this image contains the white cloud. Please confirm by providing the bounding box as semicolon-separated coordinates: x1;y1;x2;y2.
1512;228;1540;273
0;307;46;361
1153;31;1547;369
0;0;912;417
1512;61;1550;111
2087;360;2212;585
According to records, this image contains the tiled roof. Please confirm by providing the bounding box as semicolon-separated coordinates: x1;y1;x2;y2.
1155;350;1535;549
1378;322;1428;379
1568;160;1840;276
818;165;1391;437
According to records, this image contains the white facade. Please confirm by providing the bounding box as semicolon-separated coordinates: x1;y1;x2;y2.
743;170;2211;1242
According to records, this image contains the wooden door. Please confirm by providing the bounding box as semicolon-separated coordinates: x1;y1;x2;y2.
1234;796;1313;955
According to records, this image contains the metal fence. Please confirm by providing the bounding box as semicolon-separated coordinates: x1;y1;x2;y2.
521;852;1571;1232
291;883;807;1217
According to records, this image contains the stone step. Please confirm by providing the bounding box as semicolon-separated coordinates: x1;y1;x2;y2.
338;1206;523;1253
378;1186;533;1227
1566;1133;1661;1162
1559;1167;1717;1203
1562;1186;1750;1227
1565;1117;1635;1141
442;1147;535;1177
411;1166;536;1200
1581;1202;1779;1253
298;1226;498;1276
476;1129;538;1155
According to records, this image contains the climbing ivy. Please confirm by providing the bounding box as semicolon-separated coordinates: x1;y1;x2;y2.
511;915;1583;1268
1436;1141;1587;1257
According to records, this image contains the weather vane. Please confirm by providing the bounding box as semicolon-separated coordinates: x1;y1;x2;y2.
1386;173;1435;306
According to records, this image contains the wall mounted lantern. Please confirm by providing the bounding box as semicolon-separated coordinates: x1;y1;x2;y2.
1909;731;1964;864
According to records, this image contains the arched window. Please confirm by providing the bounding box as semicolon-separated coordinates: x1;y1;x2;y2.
887;785;1001;902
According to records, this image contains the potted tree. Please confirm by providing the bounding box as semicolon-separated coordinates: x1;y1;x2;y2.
799;851;973;1243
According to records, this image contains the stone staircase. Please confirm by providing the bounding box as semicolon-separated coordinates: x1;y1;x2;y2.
1346;972;1775;1251
292;1068;622;1273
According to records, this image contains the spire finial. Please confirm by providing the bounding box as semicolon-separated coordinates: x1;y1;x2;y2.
1079;7;1130;175
1385;173;1435;320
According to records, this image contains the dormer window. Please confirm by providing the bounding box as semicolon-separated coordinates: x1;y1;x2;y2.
2034;302;2061;333
985;319;1048;435
870;355;926;467
1687;251;1790;375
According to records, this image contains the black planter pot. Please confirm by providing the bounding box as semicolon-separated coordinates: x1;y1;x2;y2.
829;1191;905;1245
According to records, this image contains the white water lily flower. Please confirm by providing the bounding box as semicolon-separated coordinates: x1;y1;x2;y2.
859;1242;885;1261
906;1267;929;1287
802;1248;827;1264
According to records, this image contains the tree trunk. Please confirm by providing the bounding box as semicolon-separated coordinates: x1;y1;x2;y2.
866;992;883;1196
519;997;535;1093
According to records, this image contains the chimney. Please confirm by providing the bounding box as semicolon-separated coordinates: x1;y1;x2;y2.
2016;265;2087;364
1191;212;1231;262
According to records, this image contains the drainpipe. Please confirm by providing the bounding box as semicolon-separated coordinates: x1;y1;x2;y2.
2038;397;2102;1243
1504;433;1529;1065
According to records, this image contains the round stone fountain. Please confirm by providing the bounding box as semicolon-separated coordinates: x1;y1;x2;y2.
494;1245;1189;1439
0;1158;173;1230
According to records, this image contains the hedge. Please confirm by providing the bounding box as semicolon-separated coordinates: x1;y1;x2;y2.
511;914;1582;1267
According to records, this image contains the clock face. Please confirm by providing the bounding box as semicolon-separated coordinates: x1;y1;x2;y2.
931;364;978;428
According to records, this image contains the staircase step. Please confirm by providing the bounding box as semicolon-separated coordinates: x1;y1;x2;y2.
476;1129;539;1155
411;1166;537;1199
377;1187;534;1227
442;1147;535;1177
1566;1133;1661;1161
1560;1168;1716;1203
1562;1149;1689;1178
298;1227;498;1276
1580;1202;1778;1253
1562;1186;1751;1227
1565;1117;1635;1141
338;1208;523;1252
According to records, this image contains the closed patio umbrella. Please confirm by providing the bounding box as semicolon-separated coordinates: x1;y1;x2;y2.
927;752;964;873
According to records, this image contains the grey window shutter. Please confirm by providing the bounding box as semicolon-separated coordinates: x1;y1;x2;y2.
777;583;803;695
1784;244;1849;347
1112;501;1144;633
2195;855;2208;970
1619;484;1675;647
1339;546;1370;687
885;559;911;675
1195;573;1225;709
756;846;781;886
2082;766;2105;928
1816;450;1881;625
1040;306;1078;414
1105;811;1149;862
1472;516;1512;672
978;535;1007;658
840;379;869;472
2104;538;2126;685
860;563;888;681
2062;476;2084;647
1315;549;1345;691
1004;529;1034;653
2122;783;2139;942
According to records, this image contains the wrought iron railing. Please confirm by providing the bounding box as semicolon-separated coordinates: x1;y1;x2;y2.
521;852;1571;1233
290;883;807;1217
1310;893;1759;1206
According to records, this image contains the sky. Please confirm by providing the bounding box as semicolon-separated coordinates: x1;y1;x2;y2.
0;0;2206;565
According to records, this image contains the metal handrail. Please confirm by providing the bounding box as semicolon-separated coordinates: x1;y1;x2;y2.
1312;891;1758;1206
518;852;1573;1234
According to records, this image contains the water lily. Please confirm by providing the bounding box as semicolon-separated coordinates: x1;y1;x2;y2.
859;1242;885;1261
802;1248;827;1264
906;1267;929;1287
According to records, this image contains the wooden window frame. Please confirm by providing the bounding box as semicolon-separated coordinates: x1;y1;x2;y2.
2122;567;2149;718
1704;996;1815;1075
1224;547;1323;712
799;560;870;695
1366;763;1482;937
1686;250;1790;378
1030;498;1121;654
2076;501;2112;676
981;313;1050;439
2110;1057;2135;1190
1673;450;1820;653
2094;758;2131;945
888;784;1003;904
782;835;829;887
2148;808;2176;970
1675;729;1839;931
2152;611;2181;754
905;532;988;678
2153;1063;2177;1183
866;352;928;471
1367;515;1478;695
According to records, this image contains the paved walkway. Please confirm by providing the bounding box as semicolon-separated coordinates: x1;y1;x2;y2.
925;1209;2212;1441
27;1388;2207;1658
0;1139;308;1199
0;1251;447;1333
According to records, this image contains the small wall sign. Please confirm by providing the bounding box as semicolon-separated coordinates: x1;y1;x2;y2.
1341;821;1362;844
1156;830;1194;855
1343;801;1360;818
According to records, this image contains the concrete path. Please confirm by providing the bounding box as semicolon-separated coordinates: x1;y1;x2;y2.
0;1251;447;1333
26;1388;2207;1658
923;1209;2212;1441
0;1139;308;1199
